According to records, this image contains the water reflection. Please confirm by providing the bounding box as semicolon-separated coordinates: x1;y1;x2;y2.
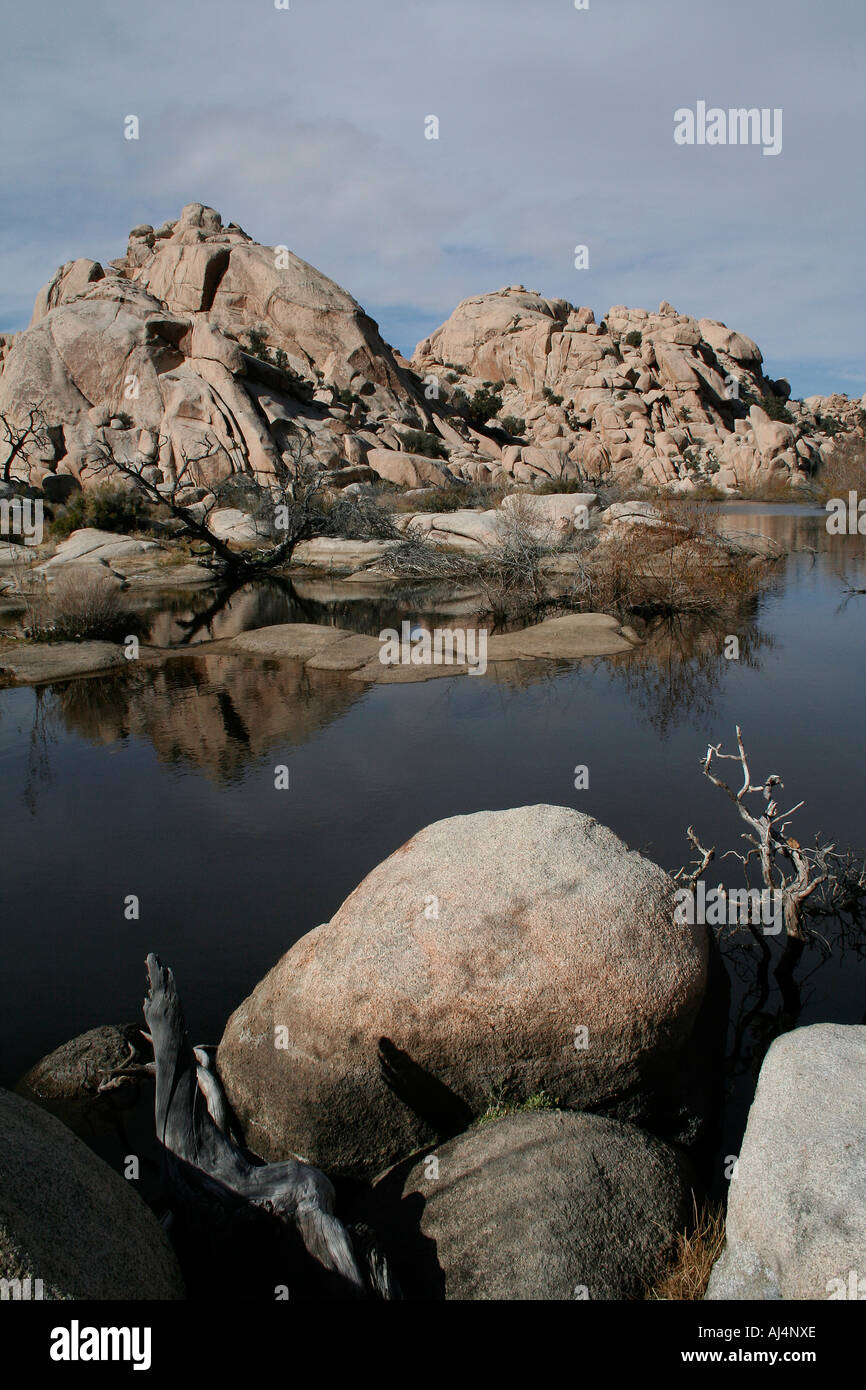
2;504;864;1167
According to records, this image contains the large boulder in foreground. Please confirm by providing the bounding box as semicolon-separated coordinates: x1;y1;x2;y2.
218;805;709;1177
706;1024;866;1301
0;1087;184;1299
379;1110;692;1299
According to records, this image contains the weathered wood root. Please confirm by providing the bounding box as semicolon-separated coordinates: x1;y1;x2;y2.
143;952;396;1299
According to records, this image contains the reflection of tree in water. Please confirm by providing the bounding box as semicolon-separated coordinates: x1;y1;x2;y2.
719;907;866;1125
134;575;493;648
605;604;773;736
22;686;57;815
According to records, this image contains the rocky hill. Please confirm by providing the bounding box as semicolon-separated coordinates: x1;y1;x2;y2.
0;204;862;498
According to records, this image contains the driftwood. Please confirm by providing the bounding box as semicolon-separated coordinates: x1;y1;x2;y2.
142;953;395;1299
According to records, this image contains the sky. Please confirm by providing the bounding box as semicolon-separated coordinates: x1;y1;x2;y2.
1;0;863;398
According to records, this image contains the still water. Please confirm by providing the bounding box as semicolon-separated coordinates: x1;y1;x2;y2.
1;505;863;1174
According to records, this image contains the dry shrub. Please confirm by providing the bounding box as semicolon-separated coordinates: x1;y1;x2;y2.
647;1201;726;1300
812;436;866;503
581;500;772;618
31;567;130;641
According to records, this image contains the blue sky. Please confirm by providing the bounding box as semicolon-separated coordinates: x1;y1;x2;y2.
1;0;863;398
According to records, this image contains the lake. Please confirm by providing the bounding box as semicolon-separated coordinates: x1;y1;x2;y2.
1;503;864;1188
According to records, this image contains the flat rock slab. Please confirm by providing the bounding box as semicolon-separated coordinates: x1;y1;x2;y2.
218;612;638;682
291;538;400;572
305;632;382;671
0;641;127;686
226;623;354;661
486;613;636;661
39;528;160;572
117;561;218;588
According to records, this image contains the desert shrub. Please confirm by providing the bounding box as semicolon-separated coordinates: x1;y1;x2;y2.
392;481;507;513
740;387;793;424
815;412;846;438
501;415;526;437
50;486;151;539
543;387;564;405
533;476;597;496
453;386;503;429
245;327;270;359
29;568;132;642
398;429;448;459
624;330;643;348
811;436;866;502
316;492;403;541
761;394;793;423
475;1089;560;1127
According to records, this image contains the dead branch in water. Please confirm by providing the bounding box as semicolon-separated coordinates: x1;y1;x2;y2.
141;952;397;1299
678;726;856;941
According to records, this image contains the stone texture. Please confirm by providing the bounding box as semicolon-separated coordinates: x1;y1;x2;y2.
0;640;127;686
382;1110;692;1300
706;1024;866;1301
0;1086;184;1300
218;805;709;1177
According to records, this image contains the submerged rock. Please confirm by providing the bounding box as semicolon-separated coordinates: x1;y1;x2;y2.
218;805;710;1177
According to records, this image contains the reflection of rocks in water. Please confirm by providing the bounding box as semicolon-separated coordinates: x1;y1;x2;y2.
49;654;367;784
134;576;494;649
717;506;866;582
605;606;773;735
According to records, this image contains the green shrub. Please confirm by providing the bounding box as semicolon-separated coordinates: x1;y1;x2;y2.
815;412;846;438
543;387;564;406
501;415;526;437
245;328;270;360
399;429;448;459
50;486;151;539
453;386;503;429
624;330;643;348
761;394;793;424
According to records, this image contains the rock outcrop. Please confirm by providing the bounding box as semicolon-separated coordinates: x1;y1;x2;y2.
218;805;710;1177
0;203;426;495
0;208;861;506
0;1086;184;1300
706;1023;866;1301
413;287;866;493
381;1110;692;1300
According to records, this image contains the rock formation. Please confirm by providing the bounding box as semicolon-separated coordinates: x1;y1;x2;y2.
414;288;866;493
383;1110;692;1300
0;205;862;503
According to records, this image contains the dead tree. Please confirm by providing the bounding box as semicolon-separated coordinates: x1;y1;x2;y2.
136;953;396;1299
89;424;328;576
1;405;48;483
678;726;831;940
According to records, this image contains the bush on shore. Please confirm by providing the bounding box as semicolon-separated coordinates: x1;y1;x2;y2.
26;568;134;642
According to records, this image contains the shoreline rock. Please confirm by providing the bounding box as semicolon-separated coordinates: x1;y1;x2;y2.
217;805;710;1177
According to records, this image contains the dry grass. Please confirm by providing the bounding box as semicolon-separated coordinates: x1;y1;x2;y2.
28;567;131;641
379;495;774;624
573;500;774;619
647;1200;726;1300
810;436;866;503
